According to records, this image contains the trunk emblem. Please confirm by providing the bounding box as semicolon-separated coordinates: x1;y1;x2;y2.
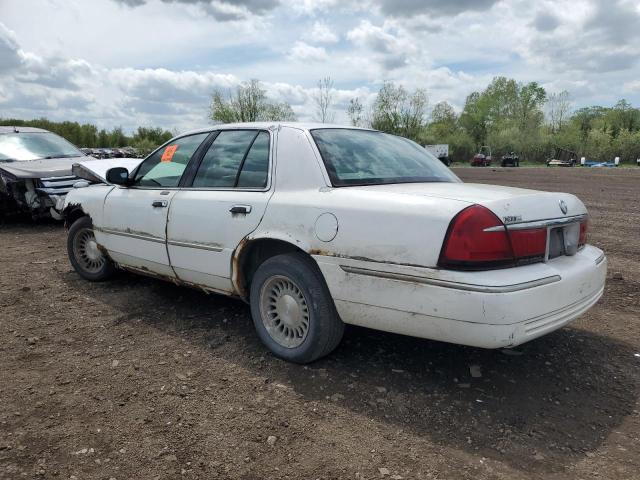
559;200;568;214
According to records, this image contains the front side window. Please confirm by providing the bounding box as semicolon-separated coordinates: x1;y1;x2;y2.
133;133;209;188
0;132;83;161
310;129;460;186
192;130;270;188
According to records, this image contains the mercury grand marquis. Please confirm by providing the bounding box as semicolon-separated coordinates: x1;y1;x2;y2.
62;123;607;363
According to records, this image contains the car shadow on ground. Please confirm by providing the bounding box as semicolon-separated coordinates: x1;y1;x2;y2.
64;269;640;475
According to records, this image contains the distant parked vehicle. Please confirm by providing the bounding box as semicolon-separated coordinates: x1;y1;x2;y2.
471;146;492;166
0;126;91;219
89;149;106;159
581;156;620;168
424;144;451;166
121;147;140;158
547;147;577;167
501;152;519;167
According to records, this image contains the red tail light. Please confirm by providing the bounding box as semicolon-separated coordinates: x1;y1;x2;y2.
439;205;547;270
579;220;588;247
509;229;547;258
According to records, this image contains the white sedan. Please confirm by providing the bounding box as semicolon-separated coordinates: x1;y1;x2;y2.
63;123;607;363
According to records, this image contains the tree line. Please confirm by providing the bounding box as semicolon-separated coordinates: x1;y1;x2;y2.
210;77;640;163
0;118;174;156
5;76;639;164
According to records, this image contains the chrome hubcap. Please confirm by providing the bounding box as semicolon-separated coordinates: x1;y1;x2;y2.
73;227;106;274
259;275;310;348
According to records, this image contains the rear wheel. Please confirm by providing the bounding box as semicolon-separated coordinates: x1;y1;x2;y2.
249;252;344;363
67;216;115;281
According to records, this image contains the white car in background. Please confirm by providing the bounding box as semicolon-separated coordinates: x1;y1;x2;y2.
62;123;607;363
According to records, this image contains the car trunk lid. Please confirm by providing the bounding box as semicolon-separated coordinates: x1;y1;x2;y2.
348;182;587;223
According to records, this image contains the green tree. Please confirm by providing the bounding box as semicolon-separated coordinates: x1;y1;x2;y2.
427;101;457;139
370;81;428;141
209;79;296;123
314;76;335;123
458;77;547;160
546;90;571;133
346;97;364;127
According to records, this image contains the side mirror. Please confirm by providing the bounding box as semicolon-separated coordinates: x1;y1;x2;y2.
106;167;130;186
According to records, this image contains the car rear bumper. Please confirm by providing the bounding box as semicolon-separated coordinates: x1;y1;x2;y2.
313;245;606;348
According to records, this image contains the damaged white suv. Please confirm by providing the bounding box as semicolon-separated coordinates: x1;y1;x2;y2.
63;123;607;363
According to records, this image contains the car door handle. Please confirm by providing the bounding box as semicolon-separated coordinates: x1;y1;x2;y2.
229;205;252;215
152;200;168;208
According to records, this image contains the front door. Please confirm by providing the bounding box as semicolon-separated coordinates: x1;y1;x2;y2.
167;129;274;292
98;132;211;277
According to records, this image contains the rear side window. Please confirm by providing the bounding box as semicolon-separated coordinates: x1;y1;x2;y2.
310;129;459;186
192;130;270;188
134;133;208;188
237;131;269;188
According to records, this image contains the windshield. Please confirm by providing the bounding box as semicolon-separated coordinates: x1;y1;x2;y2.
0;132;84;161
310;129;460;186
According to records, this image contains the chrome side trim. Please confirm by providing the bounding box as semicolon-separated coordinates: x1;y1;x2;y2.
595;252;606;265
340;265;561;293
97;227;165;244
167;240;223;252
40;175;77;181
96;228;224;252
485;214;587;232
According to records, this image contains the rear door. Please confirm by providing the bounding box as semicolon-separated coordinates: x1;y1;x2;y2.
98;133;210;277
166;128;274;293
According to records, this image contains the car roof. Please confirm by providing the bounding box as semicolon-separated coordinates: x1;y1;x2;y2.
179;122;376;137
0;126;51;134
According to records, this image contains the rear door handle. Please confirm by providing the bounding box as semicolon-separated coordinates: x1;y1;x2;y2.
229;205;252;215
152;200;168;208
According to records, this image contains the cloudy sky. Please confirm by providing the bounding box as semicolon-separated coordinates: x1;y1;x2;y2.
1;0;639;133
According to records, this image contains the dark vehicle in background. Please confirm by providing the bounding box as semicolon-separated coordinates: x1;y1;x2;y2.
501;152;520;167
547;147;577;167
0;126;90;219
470;145;492;166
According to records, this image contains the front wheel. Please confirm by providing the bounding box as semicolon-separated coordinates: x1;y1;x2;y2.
67;216;115;281
249;253;344;363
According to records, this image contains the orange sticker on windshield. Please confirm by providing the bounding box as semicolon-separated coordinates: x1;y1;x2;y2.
161;144;178;162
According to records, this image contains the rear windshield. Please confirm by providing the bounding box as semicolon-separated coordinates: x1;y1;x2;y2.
310;128;459;186
0;132;83;161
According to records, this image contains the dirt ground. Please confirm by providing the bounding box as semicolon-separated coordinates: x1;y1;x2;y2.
1;167;639;480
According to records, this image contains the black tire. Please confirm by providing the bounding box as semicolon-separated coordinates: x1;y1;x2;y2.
249;252;344;363
67;216;115;282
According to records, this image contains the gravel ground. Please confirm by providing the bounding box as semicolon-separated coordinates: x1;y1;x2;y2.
1;167;639;480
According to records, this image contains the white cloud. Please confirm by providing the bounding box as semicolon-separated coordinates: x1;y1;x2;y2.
347;20;419;70
288;41;329;62
0;22;23;71
111;0;280;20
1;0;639;133
624;80;640;93
308;22;339;43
